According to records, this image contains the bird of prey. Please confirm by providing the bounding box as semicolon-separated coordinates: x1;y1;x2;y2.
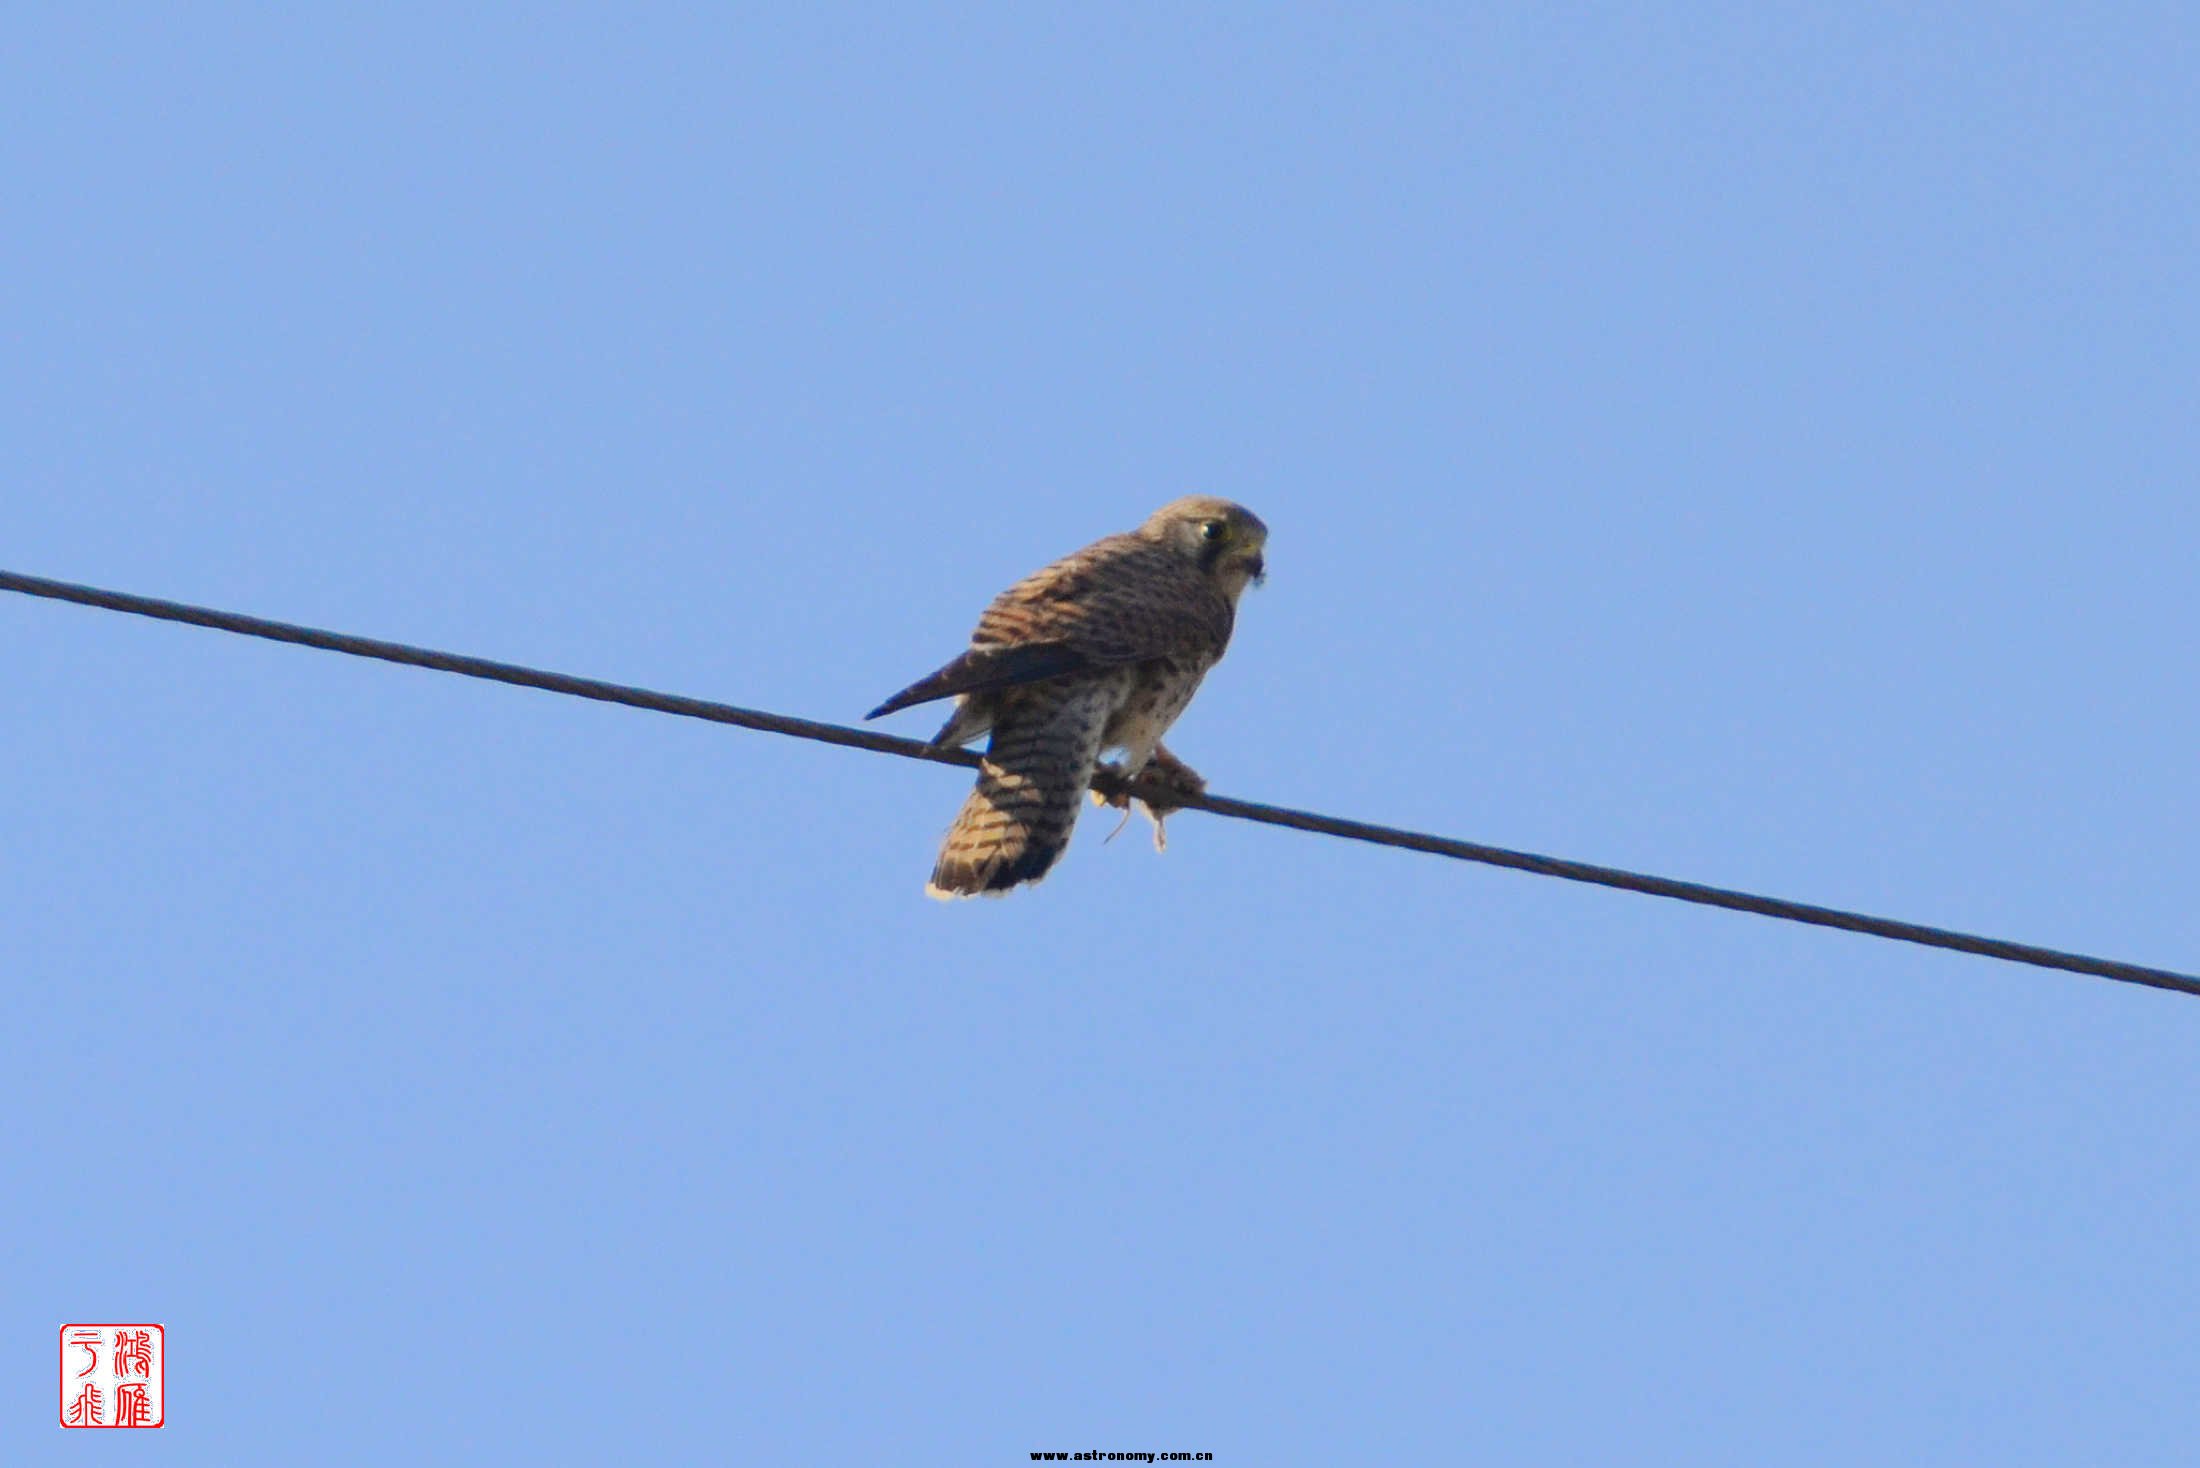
867;496;1269;898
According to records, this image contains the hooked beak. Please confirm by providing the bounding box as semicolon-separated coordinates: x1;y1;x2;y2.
1247;553;1266;586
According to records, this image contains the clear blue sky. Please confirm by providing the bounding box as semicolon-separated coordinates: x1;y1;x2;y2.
6;5;2196;1463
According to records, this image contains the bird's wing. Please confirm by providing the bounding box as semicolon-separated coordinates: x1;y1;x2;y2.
865;641;1090;720
867;537;1228;719
973;536;1231;666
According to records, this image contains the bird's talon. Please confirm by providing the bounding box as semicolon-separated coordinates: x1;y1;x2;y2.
1090;761;1134;809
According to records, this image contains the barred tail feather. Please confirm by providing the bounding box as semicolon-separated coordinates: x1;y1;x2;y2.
924;681;1113;898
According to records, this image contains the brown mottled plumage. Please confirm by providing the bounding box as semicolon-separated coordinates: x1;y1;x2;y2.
867;497;1268;898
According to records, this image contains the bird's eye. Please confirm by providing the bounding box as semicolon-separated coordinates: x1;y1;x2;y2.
1200;520;1227;541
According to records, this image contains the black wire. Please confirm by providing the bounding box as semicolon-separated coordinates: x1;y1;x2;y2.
6;566;2194;1000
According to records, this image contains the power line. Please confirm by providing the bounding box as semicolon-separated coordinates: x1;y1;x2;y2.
4;565;2194;1000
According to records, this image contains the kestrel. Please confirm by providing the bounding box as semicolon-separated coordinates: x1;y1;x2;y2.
867;496;1269;898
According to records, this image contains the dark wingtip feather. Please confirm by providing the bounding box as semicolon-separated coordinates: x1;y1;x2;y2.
867;642;1088;723
865;676;941;721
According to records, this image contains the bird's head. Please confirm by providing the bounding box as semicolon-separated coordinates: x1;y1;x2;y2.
1142;496;1269;598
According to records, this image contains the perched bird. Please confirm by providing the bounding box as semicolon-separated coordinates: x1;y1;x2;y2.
867;496;1268;898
